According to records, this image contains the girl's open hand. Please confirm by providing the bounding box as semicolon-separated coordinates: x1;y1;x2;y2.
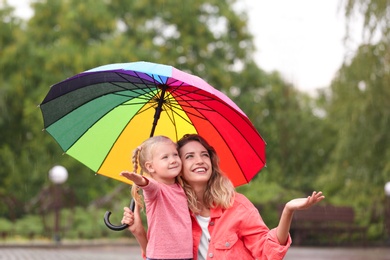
120;171;147;186
285;191;325;212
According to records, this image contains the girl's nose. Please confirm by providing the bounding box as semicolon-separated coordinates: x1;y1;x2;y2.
171;157;180;164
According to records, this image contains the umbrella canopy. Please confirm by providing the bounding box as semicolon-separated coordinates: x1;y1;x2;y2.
40;61;266;187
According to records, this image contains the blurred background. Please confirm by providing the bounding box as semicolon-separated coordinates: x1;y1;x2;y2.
0;0;389;246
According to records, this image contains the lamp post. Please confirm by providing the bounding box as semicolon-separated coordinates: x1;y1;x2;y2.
49;165;68;243
385;182;390;244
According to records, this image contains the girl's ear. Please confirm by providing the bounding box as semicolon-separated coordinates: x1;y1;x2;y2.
145;161;155;173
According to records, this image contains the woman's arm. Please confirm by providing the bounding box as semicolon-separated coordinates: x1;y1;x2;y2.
276;191;325;245
122;203;148;255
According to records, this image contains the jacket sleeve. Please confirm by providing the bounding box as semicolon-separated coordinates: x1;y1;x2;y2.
239;205;292;260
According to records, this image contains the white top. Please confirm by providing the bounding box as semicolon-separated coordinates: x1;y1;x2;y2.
196;215;211;260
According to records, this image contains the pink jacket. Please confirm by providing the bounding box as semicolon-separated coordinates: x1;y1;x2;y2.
191;193;291;260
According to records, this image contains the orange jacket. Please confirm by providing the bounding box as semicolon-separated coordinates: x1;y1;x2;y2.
191;193;291;260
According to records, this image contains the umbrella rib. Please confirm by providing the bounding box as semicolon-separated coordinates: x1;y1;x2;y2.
113;71;167;96
110;73;175;129
168;102;212;115
161;103;187;141
169;95;218;112
161;94;211;119
165;82;215;102
108;80;149;93
130;70;166;91
135;103;158;115
163;103;201;125
115;71;157;90
109;76;156;98
128;71;171;110
114;92;156;104
168;86;214;101
159;87;221;124
108;73;165;110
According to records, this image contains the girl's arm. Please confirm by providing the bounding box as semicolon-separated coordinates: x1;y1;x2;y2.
120;171;148;186
276;191;325;245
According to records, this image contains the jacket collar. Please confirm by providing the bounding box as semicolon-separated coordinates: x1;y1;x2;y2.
210;207;223;218
190;206;224;219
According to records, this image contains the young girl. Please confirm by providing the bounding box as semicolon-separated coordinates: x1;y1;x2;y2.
120;135;193;260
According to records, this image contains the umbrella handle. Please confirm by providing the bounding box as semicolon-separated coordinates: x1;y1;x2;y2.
104;199;135;231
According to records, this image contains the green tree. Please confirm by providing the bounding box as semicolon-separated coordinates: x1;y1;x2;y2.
344;0;390;41
317;0;390;239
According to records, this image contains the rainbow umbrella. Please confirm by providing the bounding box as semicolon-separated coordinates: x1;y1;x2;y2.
40;61;266;228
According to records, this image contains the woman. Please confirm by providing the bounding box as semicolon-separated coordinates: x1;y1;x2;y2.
122;134;325;259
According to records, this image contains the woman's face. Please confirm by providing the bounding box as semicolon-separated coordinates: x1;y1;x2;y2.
179;140;212;186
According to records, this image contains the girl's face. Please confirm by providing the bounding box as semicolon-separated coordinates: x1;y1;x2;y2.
179;140;212;186
145;142;182;184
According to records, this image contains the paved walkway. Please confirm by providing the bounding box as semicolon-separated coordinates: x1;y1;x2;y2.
0;245;143;260
1;245;390;260
285;246;390;260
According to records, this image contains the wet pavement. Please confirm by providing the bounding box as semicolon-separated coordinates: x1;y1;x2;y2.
285;246;390;260
1;243;390;259
0;245;143;260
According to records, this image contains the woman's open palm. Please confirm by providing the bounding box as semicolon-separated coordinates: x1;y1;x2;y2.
285;191;325;211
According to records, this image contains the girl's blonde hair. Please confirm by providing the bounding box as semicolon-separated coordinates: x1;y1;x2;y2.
177;134;235;214
131;135;177;208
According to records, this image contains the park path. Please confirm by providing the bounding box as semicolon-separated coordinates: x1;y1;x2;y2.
1;243;390;260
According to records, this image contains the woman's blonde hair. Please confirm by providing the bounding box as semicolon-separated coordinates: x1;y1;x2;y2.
177;134;235;214
131;135;177;208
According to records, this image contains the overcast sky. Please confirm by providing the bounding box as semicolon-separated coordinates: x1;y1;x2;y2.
10;0;359;93
242;0;357;93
